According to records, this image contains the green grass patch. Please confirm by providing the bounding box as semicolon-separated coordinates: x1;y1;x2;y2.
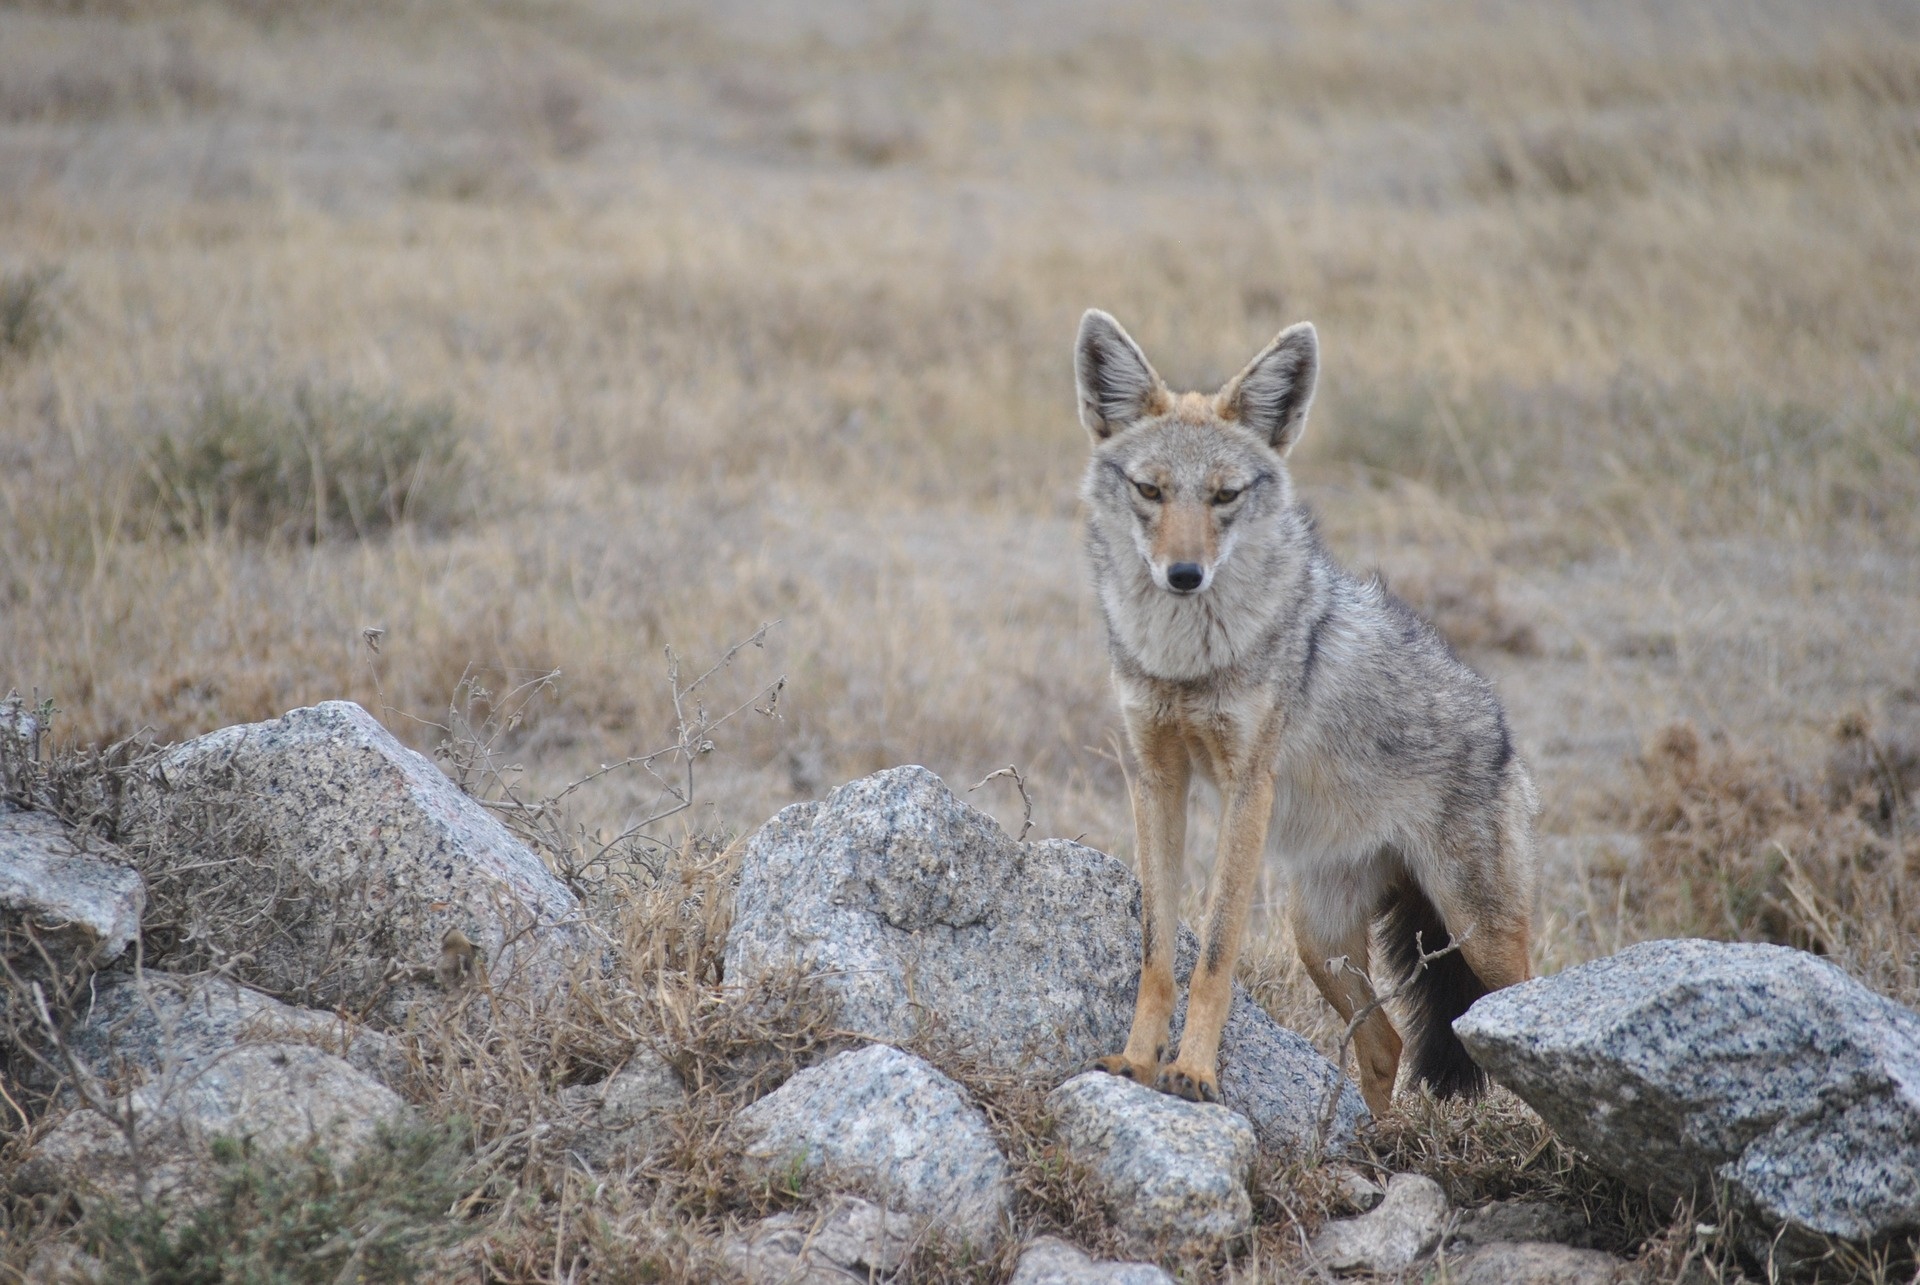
78;1119;476;1284
141;377;474;542
0;267;60;366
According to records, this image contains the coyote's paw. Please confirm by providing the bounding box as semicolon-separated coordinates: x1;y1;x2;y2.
1090;1054;1159;1083
1155;1065;1221;1104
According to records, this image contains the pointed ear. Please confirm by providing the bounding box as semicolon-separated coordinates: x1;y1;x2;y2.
1075;309;1169;441
1218;322;1319;454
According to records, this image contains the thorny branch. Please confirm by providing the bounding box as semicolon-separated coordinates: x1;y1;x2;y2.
424;624;786;897
1315;925;1474;1147
0;936;157;1208
969;764;1034;841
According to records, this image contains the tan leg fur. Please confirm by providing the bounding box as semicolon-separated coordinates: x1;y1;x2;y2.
1156;768;1275;1103
1293;911;1404;1116
1091;723;1189;1086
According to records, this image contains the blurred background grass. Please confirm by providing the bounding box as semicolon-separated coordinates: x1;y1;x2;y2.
2;0;1918;976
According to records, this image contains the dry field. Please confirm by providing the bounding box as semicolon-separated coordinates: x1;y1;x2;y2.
3;0;1920;1278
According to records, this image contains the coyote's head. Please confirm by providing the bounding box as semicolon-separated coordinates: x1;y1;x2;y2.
1075;309;1318;598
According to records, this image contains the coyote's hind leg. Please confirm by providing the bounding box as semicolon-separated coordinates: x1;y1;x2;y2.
1294;904;1403;1116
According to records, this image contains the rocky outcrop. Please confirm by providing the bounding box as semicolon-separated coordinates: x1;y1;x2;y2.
1;803;143;964
143;700;590;1015
1046;1071;1254;1257
1007;1237;1175;1285
22;1042;405;1209
724;766;1365;1157
1308;1173;1449;1274
1455;938;1920;1250
733;1044;1012;1249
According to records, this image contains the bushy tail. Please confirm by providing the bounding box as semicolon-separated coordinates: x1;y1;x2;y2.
1379;878;1489;1099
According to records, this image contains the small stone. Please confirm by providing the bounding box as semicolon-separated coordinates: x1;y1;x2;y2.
25;1243;105;1285
1309;1172;1449;1274
557;1047;684;1171
733;1044;1011;1249
1046;1071;1255;1257
65;969;407;1092
1442;1241;1635;1285
1008;1236;1175;1285
23;1042;405;1210
722;1195;917;1284
1169;925;1367;1158
1;804;144;964
1;693;38;743
1330;1166;1386;1213
1451;1198;1597;1250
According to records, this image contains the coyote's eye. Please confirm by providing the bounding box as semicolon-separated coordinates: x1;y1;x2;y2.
1211;488;1241;505
1133;480;1163;502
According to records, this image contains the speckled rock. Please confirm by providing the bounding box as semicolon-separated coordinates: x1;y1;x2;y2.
65;969;407;1091
1008;1236;1175;1285
1;803;144;964
1309;1173;1449;1274
1456;939;1920;1249
1330;1167;1386;1213
22;1042;405;1209
145;700;589;1015
1047;1071;1254;1257
1443;1241;1635;1285
722;1195;917;1284
24;1243;104;1285
557;1047;684;1170
733;1044;1011;1249
1166;926;1366;1158
724;766;1365;1157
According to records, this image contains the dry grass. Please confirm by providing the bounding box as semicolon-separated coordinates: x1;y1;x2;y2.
4;0;1920;1279
1605;709;1920;1007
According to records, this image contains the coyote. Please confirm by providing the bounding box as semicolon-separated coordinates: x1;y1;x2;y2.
1075;310;1537;1114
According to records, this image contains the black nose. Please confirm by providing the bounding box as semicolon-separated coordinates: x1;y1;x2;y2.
1167;563;1204;592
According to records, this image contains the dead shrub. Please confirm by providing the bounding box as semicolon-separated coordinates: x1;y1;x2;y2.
0;698;163;1111
1825;688;1920;822
1613;719;1920;1004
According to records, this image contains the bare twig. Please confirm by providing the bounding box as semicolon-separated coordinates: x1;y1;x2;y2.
968;765;1034;841
428;625;786;900
1316;924;1474;1146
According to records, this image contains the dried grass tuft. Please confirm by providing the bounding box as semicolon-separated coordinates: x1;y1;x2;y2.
1611;718;1920;1004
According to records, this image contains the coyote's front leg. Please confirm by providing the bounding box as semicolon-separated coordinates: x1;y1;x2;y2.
1157;768;1275;1103
1092;722;1189;1085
